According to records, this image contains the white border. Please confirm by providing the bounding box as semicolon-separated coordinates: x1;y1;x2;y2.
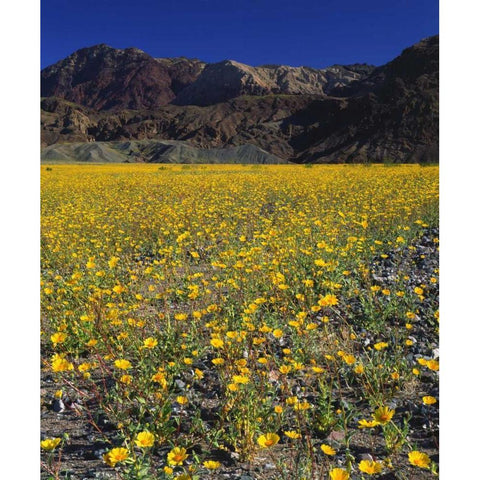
1;0;40;478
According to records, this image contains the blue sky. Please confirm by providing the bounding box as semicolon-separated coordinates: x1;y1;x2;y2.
41;0;438;69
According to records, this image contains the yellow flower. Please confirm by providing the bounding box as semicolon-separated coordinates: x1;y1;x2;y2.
358;460;383;474
151;370;167;388
108;256;119;268
273;329;283;338
329;468;350;480
284;430;302;439
318;294;338;307
343;354;356;365
86;259;96;269
293;401;311;411
135;431;155;448
176;396;188;405
203;460;221;469
422;396;437;405
143;337;158;349
210;338;224;348
274;405;283;414
50;332;67;345
408;451;431;468
51;354;74;372
78;362;92;372
426;359;439;371
120;374;132;385
373;342;388;351
207;304;218;312
167;446;188;466
358;419;379;429
354;364;365;374
103;447;129;467
320;444;336;455
114;359;132;370
257;433;280;448
41;437;61;451
372;406;395;425
232;375;249;384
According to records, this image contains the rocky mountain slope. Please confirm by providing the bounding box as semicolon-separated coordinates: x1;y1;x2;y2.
41;140;284;164
41;95;315;159
291;35;439;162
41;44;206;110
41;44;372;110
41;36;438;163
172;60;374;106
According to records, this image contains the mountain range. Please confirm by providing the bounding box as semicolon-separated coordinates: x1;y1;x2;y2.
41;35;438;163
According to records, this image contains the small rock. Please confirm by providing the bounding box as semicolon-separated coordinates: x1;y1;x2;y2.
360;453;374;461
52;398;65;413
93;448;108;459
327;430;345;442
175;379;186;389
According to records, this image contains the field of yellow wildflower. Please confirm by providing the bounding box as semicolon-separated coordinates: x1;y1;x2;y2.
41;164;439;480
